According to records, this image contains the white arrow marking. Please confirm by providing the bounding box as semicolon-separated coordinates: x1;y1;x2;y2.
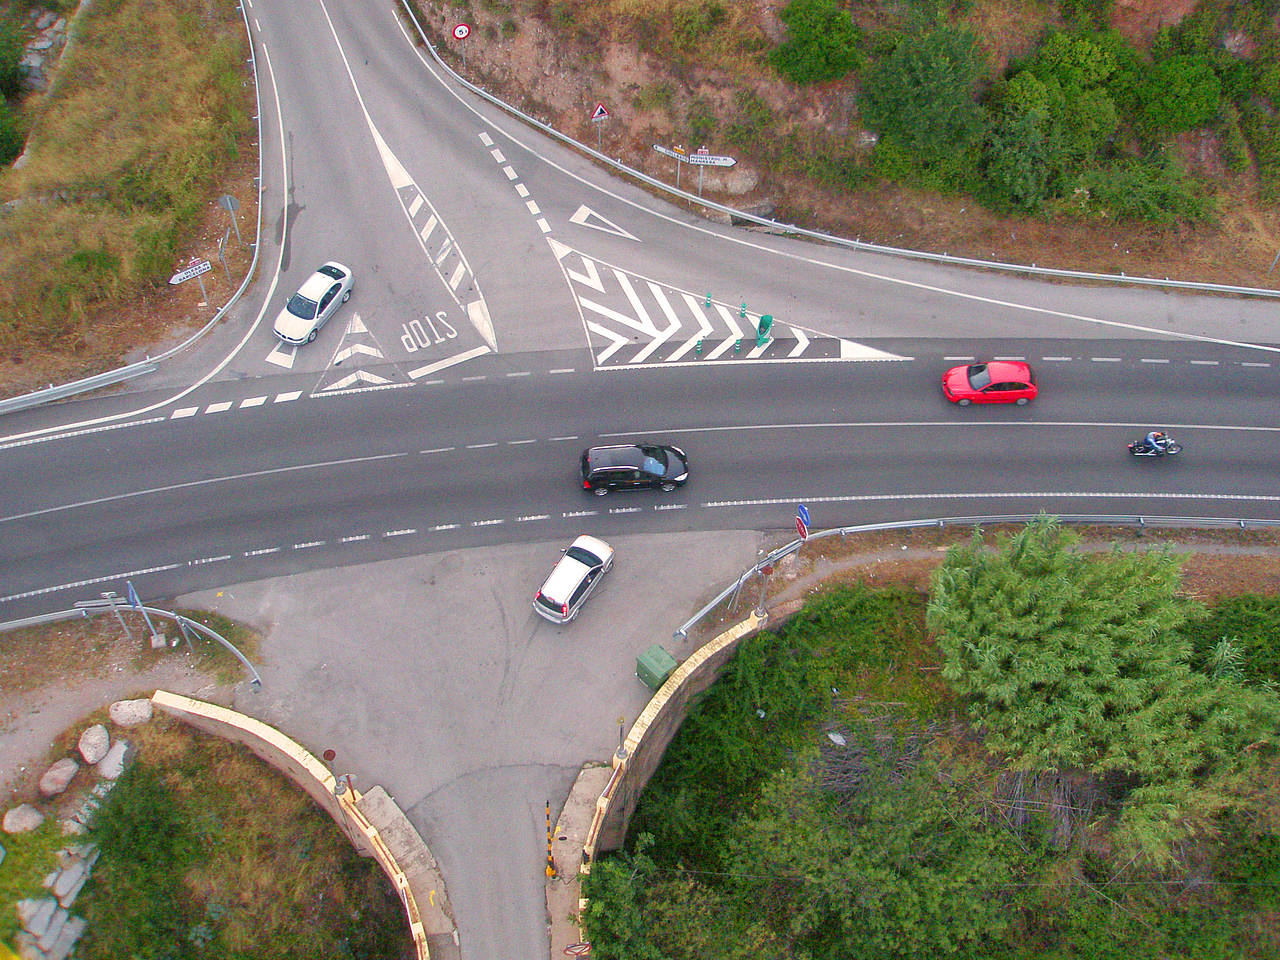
560;253;605;292
788;326;810;357
568;204;640;241
631;284;682;363
321;369;392;390
265;342;295;368
586;320;630;364
333;343;384;364
466;300;496;350
667;293;715;361
345;313;368;335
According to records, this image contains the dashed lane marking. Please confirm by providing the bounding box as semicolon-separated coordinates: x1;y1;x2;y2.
205;401;233;414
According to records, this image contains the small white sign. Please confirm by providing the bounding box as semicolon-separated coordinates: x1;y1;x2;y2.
686;152;736;167
453;23;471;40
168;260;212;285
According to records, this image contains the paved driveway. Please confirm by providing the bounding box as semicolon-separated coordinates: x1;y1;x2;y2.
178;529;761;960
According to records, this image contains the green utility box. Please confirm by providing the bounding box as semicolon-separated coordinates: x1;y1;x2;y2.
636;644;679;691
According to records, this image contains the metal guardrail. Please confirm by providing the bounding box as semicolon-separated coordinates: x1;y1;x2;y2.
673;513;1280;641
396;2;1280;300
0;0;267;416
0;599;262;688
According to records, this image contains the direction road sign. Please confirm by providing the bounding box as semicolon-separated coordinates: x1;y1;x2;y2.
796;517;809;540
797;503;810;526
685;152;736;167
168;260;212;285
452;23;471;40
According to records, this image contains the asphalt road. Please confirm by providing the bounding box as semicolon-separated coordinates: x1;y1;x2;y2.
3;1;1280;958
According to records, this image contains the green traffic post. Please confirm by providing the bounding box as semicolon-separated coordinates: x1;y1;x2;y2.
739;301;747;319
756;313;773;347
705;292;712;308
734;338;742;353
695;338;703;354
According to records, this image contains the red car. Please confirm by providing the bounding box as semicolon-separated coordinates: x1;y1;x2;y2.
943;360;1037;406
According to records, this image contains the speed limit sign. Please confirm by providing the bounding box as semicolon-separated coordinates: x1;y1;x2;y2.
453;23;471;40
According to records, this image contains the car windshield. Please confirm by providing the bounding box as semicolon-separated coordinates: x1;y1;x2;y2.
966;363;991;389
639;446;668;476
565;545;600;567
286;294;319;320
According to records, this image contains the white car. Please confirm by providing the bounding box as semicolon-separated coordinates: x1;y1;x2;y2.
273;261;354;344
533;535;615;624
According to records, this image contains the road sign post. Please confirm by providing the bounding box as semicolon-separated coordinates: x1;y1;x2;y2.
218;194;242;245
168;258;212;305
453;23;471;70
591;103;609;151
796;516;808;540
796;503;810;541
653;144;737;193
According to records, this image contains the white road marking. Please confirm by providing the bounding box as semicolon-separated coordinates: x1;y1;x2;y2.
340;535;370;543
0;452;409;524
2;563;185;602
472;518;505;526
654;503;687;511
427;524;457;532
601;418;1280;439
515;183;530;198
568;204;640;241
385;528;418;537
549;368;575;374
293;540;325;550
667;294;714;362
320;369;393;390
630;284;680;362
172;407;198;419
787;327;810;358
0;417;166;451
491;148;506;162
1242;361;1271;367
245;547;279;557
704;491;1280;509
1091;357;1122;362
538;218;551;233
434;238;454;264
944;356;974;361
447;260;467;290
563;510;597;518
1190;360;1219;365
609;507;642;514
479;132;493;146
407;345;492;379
1041;356;1072;361
462;375;486;382
333;343;384;363
188;555;230;566
419;214;438;241
993;356;1025;361
549;435;578;441
265;342;296;368
408;194;423;217
420;447;455;454
586;320;630;364
503;166;517;180
525;200;541;215
506;371;531;378
1141;358;1169;363
205;401;233;414
516;514;551;522
508;438;537;444
275;391;302;402
241;396;267;407
467;442;497;449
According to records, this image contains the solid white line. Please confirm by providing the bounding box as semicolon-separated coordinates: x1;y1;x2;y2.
1;562;184;602
0;452;409;524
241;396;267;407
172;407;198;419
205;401;233;414
407;345;492;379
0;417;167;451
600;419;1280;439
704;491;1280;509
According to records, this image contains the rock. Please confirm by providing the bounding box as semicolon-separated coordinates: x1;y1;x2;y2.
38;758;79;797
35;904;68;951
96;739;133;780
77;724;110;764
3;804;46;834
109;698;152;726
16;897;58;937
36;12;55;29
52;859;90;906
45;914;86;960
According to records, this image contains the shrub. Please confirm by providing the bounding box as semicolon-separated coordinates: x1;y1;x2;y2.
1058;0;1113;28
1138;54;1221;133
0;13;23;100
0;96;22;165
1025;30;1119;89
723;89;775;153
1073;157;1213;224
858;24;986;165
1218;101;1250;172
634;81;674;112
768;0;861;85
1181;594;1280;683
672;0;726;51
685;95;717;145
1239;100;1280;201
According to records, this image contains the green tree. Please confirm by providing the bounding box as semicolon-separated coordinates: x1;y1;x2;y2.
927;517;1280;863
720;762;1020;959
768;0;861;86
580;837;665;960
859;25;986;166
1137;53;1221;133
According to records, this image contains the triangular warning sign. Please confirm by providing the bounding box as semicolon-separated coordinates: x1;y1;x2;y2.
591;103;609;121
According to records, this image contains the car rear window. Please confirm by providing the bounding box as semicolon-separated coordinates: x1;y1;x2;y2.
535;593;563;613
318;264;346;280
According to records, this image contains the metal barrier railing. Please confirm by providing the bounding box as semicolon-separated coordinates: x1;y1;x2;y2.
395;2;1280;300
673;513;1280;641
0;599;261;688
0;0;268;416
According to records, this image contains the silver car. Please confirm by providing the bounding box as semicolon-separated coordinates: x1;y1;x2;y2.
273;261;354;344
533;535;615;624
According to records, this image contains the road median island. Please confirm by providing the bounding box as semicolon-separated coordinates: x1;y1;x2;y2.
150;690;454;960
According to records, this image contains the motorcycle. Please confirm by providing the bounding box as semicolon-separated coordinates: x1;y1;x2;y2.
1128;436;1182;457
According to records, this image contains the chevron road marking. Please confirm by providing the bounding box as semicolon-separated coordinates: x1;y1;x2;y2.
704;304;743;360
789;327;810;357
332;343;383;364
666;294;715;362
630;284;681;363
322;369;393;390
587;321;630;364
265;341;296;368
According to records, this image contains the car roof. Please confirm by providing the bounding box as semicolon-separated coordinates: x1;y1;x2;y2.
539;536;613;601
981;360;1033;380
297;262;350;299
587;444;648;470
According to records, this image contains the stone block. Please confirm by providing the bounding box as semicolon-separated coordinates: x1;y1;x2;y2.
77;724;110;764
109;698;152;726
35;904;68;950
96;739;133;780
52;859;90;900
15;930;41;960
3;803;45;834
16;896;58;937
38;758;79;797
45;914;86;960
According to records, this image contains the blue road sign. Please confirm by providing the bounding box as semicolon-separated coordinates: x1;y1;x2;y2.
797;503;811;526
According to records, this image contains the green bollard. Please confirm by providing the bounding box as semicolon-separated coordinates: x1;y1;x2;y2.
756;313;773;347
739;301;747;319
705;292;712;308
734;338;742;353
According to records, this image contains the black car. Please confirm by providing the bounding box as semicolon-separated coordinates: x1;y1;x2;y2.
580;443;689;495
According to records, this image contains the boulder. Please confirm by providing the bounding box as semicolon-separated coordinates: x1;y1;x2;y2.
77;725;109;764
96;740;133;780
3;804;46;834
38;758;79;797
109;698;152;726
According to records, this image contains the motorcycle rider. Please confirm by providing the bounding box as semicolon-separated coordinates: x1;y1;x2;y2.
1143;430;1168;455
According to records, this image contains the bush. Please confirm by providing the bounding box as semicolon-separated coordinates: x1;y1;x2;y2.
1239;101;1280;201
685;96;717;145
768;0;861;85
672;0;726;51
1218;102;1250;172
1181;594;1280;684
0;13;23;100
1073;158;1213;224
1059;0;1113;29
723;89;776;153
858;24;986;165
1138;54;1221;133
0;96;22;165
